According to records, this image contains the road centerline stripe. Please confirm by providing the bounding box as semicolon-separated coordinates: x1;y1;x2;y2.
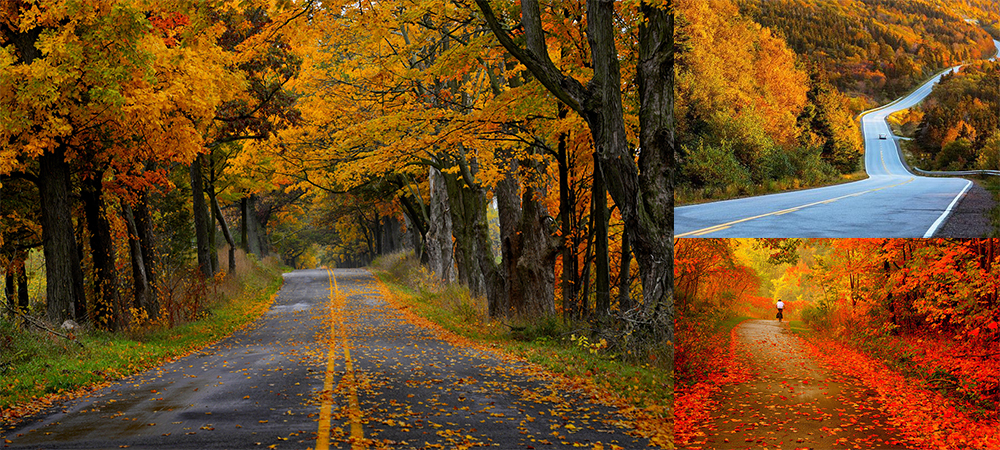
676;178;916;237
316;270;339;450
317;269;366;450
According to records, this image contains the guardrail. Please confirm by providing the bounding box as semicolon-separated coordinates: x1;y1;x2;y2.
912;167;1000;177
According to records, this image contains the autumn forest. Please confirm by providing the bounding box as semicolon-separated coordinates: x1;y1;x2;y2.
5;0;1000;448
676;0;999;201
1;0;674;445
676;239;1000;449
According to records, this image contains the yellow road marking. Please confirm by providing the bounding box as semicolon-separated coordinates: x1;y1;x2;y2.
316;269;365;450
676;178;915;237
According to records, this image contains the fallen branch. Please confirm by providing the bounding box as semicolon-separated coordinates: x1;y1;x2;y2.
2;304;85;348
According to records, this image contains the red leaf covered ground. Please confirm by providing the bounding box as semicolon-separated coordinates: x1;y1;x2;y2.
676;318;1000;449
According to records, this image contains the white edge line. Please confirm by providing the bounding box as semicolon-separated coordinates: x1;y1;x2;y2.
923;180;973;238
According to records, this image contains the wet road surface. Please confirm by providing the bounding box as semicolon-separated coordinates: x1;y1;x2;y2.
1;269;649;449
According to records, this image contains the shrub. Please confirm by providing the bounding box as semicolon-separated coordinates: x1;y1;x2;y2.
681;140;751;189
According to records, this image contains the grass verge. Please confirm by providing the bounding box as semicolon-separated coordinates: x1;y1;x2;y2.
676;172;867;206
982;177;1000;236
787;319;812;337
369;252;672;448
0;255;286;423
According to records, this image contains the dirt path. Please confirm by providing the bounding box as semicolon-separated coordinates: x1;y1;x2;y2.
684;319;907;450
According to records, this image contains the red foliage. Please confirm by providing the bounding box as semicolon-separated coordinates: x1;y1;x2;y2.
673;322;754;446
802;335;1000;449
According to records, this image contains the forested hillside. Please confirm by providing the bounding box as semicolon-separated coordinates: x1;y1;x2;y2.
740;0;998;100
676;0;862;199
677;0;999;201
909;61;1000;171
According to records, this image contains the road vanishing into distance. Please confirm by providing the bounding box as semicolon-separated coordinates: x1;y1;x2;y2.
1;269;649;449
676;39;1000;238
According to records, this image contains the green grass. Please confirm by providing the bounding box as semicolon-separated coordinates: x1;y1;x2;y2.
787;320;812;337
676;172;867;206
0;256;286;412
369;252;672;409
716;315;751;334
982;177;1000;236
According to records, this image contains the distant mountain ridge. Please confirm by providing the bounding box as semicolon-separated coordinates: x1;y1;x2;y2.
738;0;997;101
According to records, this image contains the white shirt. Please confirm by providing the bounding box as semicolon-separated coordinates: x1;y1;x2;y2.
776;301;785;309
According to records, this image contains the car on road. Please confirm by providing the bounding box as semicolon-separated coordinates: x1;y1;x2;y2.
879;133;887;140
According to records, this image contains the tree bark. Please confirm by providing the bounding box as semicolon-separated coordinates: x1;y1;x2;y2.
4;265;13;312
516;182;559;317
134;192;157;289
240;196;250;253
123;202;156;319
211;194;237;273
444;163;502;316
39;147;85;325
426;166;456;283
618;226;632;312
498;156;559;318
82;174;123;331
16;260;27;312
191;155;213;278
635;1;675;364
593;157;611;319
207;162;219;274
496;163;520;317
243;194;269;257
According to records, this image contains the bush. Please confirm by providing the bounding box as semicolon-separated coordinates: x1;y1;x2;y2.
681;140;751;189
801;300;834;329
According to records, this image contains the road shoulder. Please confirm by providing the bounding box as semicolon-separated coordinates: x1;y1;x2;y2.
937;179;996;237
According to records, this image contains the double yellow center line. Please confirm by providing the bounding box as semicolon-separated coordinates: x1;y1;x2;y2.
677;177;915;237
316;269;365;450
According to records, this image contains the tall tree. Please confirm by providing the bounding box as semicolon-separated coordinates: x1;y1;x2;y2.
474;0;674;361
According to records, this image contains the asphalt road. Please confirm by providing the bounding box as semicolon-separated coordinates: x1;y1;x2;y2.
675;39;1000;238
1;269;649;449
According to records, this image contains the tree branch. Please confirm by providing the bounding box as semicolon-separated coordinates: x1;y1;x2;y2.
473;0;588;113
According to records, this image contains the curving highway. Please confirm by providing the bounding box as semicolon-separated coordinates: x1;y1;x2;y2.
675;39;1000;238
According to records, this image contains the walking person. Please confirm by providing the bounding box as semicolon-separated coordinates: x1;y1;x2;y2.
776;300;784;323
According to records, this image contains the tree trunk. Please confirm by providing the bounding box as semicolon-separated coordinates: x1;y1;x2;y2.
123;202;156;319
82;175;123;331
618;227;632;312
39;147;85;325
190;155;213;278
444;164;502;316
593;157;611;319
134;192;157;289
243;194;269;257
498;157;559;318
398;192;428;263
211;194;237;273
4;266;13;312
516;182;559;317
475;0;675;365
380;215;403;255
240;196;250;253
16;261;27;311
557;124;580;322
207;164;219;274
634;1;674;366
496;163;520;317
426;166;455;283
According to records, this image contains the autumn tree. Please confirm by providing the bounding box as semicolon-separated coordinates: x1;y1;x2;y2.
0;0;243;327
474;0;673;362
